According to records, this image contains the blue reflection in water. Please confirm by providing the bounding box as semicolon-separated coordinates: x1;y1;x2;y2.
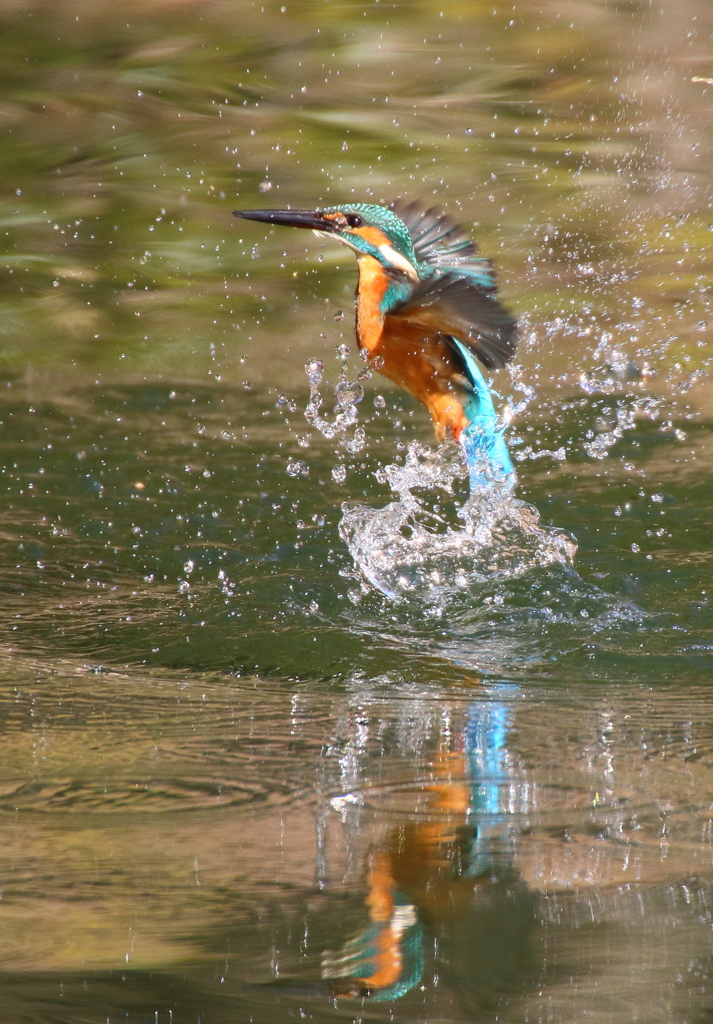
465;687;515;874
322;686;519;1002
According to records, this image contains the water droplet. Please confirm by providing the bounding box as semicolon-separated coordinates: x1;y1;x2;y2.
335;381;364;407
332;464;347;483
336;407;357;430
333;310;344;322
305;357;323;375
373;394;386;409
346;427;366;454
258;180;272;192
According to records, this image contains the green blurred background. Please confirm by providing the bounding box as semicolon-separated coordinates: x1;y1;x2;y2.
2;0;712;400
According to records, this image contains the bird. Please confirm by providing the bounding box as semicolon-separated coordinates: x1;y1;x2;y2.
233;201;518;489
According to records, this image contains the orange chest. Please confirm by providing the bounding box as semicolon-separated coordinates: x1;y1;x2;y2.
355;257;388;354
359;308;470;441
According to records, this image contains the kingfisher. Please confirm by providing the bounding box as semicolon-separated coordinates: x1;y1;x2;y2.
233;201;518;489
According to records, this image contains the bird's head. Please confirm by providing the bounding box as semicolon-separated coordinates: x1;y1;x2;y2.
233;203;419;281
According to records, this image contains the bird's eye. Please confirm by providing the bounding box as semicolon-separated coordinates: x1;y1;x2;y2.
345;214;363;228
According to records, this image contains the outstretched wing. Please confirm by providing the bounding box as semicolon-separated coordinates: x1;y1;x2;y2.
390;199;496;290
387;272;517;370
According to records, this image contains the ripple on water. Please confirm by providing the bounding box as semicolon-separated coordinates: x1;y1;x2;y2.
0;776;286;813
330;777;647;821
323;682;713;891
0;659;329;815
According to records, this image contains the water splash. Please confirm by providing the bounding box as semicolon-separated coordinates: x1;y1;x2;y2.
304;346;371;456
302;349;575;604
340;441;577;603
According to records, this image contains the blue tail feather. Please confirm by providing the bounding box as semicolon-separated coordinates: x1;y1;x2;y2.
450;338;516;492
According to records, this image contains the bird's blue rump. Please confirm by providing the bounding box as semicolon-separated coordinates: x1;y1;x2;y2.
451;338;516;492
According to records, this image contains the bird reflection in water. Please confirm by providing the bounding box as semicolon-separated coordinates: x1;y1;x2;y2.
321;687;536;1008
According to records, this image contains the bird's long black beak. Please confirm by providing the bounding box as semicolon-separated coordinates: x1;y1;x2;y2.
232;209;334;231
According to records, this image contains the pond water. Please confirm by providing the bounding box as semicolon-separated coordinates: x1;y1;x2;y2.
1;0;713;1021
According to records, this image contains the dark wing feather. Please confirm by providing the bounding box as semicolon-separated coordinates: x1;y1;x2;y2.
391;199;475;262
390;199;496;290
388;272;518;370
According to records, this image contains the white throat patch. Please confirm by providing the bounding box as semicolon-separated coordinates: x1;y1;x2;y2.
312;229;361;253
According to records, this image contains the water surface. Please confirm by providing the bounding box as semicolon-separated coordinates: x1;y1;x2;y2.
1;0;713;1021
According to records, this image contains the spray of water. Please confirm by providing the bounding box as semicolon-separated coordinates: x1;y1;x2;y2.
338;440;576;603
304;346;373;481
302;353;576;603
305;346;371;441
